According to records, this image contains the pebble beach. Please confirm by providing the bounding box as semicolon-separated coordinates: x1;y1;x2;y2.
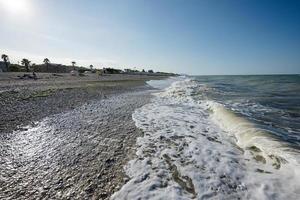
0;72;167;199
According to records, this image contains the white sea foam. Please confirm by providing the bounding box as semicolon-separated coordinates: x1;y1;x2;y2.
111;78;300;200
146;77;181;89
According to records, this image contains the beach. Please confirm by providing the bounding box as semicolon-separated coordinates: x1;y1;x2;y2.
1;0;298;199
0;72;166;199
1;73;299;200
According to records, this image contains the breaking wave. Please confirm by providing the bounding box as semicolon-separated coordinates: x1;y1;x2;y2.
112;78;300;200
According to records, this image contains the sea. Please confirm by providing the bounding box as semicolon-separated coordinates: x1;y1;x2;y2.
112;75;300;200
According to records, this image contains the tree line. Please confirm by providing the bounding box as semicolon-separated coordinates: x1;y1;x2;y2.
1;53;175;76
1;54;82;73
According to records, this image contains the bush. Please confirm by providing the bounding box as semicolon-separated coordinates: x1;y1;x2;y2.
9;64;22;72
105;68;122;74
78;68;86;73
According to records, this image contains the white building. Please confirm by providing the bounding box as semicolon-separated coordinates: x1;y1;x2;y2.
0;61;9;72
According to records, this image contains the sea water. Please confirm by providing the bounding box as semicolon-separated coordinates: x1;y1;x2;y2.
112;75;300;200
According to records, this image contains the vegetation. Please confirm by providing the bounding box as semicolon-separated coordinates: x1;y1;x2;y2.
71;61;76;70
43;58;50;72
78;67;87;74
0;53;177;75
9;64;22;72
1;54;9;71
104;68;122;74
21;58;31;72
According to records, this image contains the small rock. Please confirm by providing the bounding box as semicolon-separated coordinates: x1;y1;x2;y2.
99;192;108;198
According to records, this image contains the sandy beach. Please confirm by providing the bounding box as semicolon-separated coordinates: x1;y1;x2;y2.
0;72;167;199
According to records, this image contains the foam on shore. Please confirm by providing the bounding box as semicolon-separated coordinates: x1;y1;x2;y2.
112;78;300;200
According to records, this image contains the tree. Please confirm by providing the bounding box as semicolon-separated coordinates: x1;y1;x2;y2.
105;67;122;74
90;65;93;70
21;58;31;72
43;58;50;72
71;61;76;70
1;54;9;71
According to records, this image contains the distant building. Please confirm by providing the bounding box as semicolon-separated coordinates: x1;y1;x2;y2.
0;61;10;72
124;69;133;73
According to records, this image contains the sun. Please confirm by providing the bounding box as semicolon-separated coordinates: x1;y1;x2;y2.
0;0;30;15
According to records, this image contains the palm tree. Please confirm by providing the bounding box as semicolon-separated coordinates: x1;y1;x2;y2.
90;65;93;70
1;54;9;71
21;58;31;72
43;58;50;72
71;61;76;70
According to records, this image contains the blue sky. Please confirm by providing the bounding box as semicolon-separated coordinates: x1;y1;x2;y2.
0;0;299;75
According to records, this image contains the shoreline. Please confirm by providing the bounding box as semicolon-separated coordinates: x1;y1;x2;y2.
112;76;300;199
0;73;165;199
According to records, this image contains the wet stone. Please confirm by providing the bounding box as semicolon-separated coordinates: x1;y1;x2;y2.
0;87;151;199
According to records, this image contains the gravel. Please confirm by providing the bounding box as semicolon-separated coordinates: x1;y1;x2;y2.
0;73;164;199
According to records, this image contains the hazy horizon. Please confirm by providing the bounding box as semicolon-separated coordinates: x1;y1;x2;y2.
0;0;299;75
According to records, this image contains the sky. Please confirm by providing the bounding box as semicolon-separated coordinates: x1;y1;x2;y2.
0;0;299;75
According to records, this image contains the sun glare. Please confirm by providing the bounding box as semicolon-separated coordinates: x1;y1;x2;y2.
0;0;30;15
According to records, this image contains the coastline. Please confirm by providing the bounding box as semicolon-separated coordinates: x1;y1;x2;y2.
0;72;166;199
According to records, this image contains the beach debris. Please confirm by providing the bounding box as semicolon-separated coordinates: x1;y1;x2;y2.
52;73;63;77
17;73;37;80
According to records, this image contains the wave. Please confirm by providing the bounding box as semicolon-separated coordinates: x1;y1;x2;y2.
112;78;300;200
206;101;300;165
